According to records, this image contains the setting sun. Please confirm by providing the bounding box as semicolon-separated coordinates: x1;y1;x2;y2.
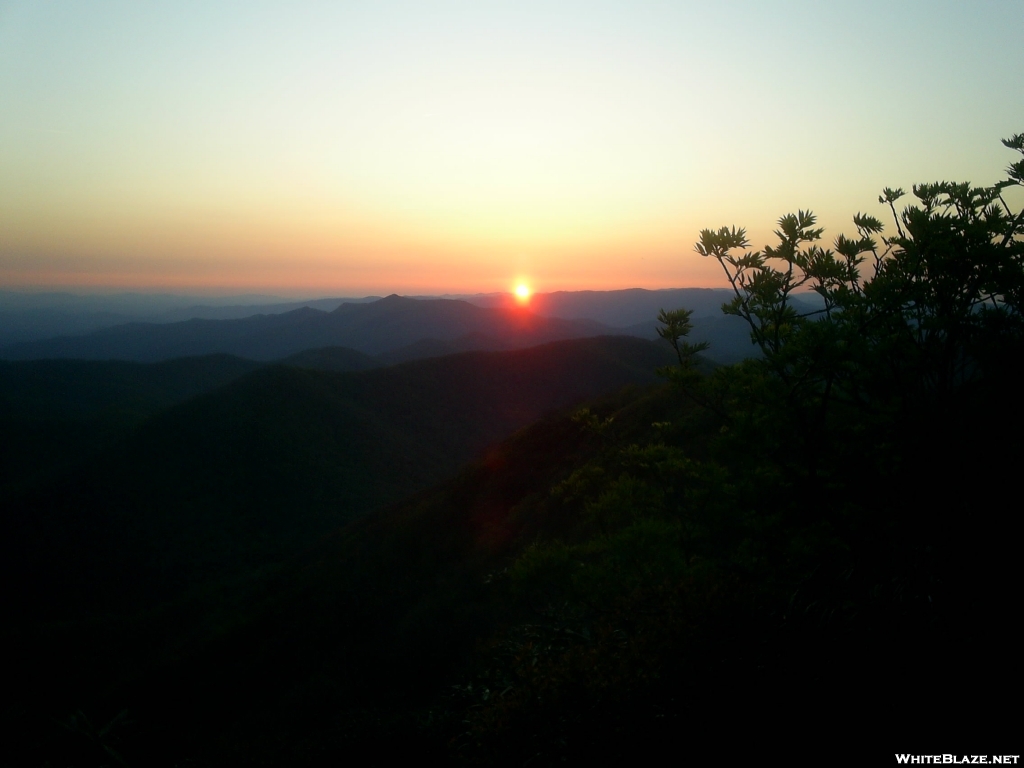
514;283;532;303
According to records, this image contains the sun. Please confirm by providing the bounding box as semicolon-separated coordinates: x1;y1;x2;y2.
514;282;531;304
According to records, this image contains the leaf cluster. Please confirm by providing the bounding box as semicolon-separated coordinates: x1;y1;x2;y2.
661;132;1024;477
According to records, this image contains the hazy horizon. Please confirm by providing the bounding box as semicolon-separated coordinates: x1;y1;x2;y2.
0;284;732;301
3;1;1022;295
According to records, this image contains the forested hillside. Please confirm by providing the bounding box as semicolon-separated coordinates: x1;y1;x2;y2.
1;336;675;619
0;355;263;497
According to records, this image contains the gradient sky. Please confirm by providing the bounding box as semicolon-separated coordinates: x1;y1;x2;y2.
2;1;1022;295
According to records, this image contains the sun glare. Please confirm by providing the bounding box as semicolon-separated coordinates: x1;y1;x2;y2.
514;283;531;304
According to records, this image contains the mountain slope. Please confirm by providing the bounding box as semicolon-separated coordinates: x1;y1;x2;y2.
1;336;676;619
0;354;262;421
0;354;264;496
279;345;382;371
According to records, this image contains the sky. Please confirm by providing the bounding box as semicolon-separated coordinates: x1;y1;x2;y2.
1;1;1022;296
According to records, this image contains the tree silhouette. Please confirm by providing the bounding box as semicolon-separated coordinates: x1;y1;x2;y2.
658;131;1024;491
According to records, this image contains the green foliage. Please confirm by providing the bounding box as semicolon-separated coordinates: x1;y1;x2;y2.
569;406;614;435
693;132;1023;406
655;307;709;368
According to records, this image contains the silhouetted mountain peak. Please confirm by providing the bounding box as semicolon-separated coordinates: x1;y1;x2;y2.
330;293;423;316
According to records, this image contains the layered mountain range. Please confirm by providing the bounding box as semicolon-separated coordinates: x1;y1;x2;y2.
2;289;765;364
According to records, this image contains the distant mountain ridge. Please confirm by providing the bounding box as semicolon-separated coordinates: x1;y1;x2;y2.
0;290;380;347
1;295;613;362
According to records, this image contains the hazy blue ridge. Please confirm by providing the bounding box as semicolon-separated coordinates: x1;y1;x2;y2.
0;290;774;365
0;296;615;362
